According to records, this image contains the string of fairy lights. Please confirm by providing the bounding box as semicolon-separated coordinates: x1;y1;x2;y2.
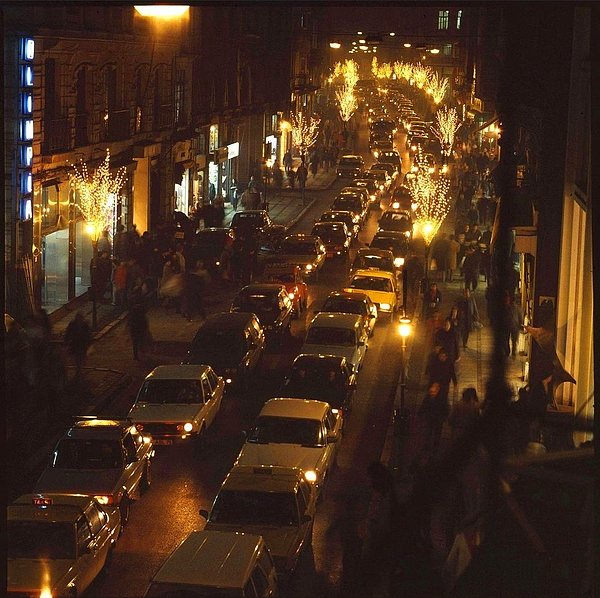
290;111;321;157
332;59;360;123
68;149;126;242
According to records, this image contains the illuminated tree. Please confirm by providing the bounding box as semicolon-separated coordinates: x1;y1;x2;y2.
427;71;449;104
336;84;358;123
371;56;379;77
69;148;126;243
290;111;321;158
431;106;461;156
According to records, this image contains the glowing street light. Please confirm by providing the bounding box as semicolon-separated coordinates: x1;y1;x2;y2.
134;5;189;17
329;41;341;49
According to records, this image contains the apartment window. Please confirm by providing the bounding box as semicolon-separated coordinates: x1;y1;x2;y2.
456;10;463;30
21;37;34;60
438;10;449;30
443;43;453;56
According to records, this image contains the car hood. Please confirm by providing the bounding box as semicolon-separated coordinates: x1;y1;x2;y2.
205;523;299;562
277;255;319;268
299;344;358;368
236;443;323;473
8;559;74;593
128;403;203;423
34;468;122;495
344;287;395;306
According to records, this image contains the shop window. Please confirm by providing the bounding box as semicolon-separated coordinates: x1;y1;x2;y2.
443;44;454;57
438;10;449;30
20;119;33;141
21;65;33;87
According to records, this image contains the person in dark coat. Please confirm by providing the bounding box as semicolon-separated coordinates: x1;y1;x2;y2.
288;168;296;190
503;293;523;357
434;317;460;364
462;245;482;291
448;387;480;441
418;382;449;453
296;162;308;189
64;312;92;383
425;347;457;406
456;287;480;349
431;233;450;283
127;280;150;360
422;281;442;319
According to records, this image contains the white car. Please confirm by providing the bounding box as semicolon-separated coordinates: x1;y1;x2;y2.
8;493;121;598
300;312;368;374
236;398;343;494
128;365;224;447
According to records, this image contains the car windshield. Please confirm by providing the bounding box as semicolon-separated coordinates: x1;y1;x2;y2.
248;415;322;446
306;326;356;346
380;214;411;232
235;293;279;312
370;238;408;257
8;521;75;559
353;254;394;272
332;199;360;213
210;490;299;527
312;228;346;243
138;379;203;404
52;438;124;469
322;214;352;227
349;276;393;293
280;241;316;255
323;298;365;316
339;158;361;166
286;370;345;408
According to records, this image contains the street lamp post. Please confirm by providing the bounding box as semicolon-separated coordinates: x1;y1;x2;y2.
395;316;412;438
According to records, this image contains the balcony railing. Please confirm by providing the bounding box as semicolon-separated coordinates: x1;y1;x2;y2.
102;109;131;142
44;117;71;153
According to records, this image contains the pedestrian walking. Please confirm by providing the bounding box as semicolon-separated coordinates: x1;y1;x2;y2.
431;233;450;283
296;161;308;189
418;382;450;454
462;245;482;292
310;156;318;178
183;259;211;321
114;224;128;261
230;178;239;211
422;281;442;319
127;280;150;360
456;288;480;349
64;312;92;383
112;259;128;307
448;387;480;441
434;317;461;364
96;229;112;256
425;347;457;407
287;168;296;190
504;294;523;358
283;150;293;175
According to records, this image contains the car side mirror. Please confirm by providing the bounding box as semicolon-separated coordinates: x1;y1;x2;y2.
199;509;209;520
241;430;248;440
327;435;338;444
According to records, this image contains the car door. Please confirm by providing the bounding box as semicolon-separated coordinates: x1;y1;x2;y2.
122;432;144;495
356;327;368;367
207;368;224;415
200;375;217;427
75;515;98;594
85;503;112;575
325;408;342;464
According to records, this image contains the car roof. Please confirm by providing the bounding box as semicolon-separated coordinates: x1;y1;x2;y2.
322;209;354;217
351;269;395;280
260;397;329;420
313;221;346;229
151;530;263;589
232;210;267;217
356;247;394;258
326;290;369;303
223;465;304;493
238;283;285;294
309;312;363;329
340;155;362;160
381;208;411;218
9;493;98;522
145;365;211;380
63;418;134;440
282;233;318;243
200;312;258;330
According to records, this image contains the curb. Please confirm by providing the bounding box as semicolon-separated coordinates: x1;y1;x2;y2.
284;197;318;232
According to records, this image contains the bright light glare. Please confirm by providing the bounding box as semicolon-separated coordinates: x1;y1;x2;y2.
304;470;318;483
183;422;193;432
403;43;412;48
389;32;396;36
399;319;411;338
40;589;52;598
135;5;189;17
330;42;341;49
430;48;440;54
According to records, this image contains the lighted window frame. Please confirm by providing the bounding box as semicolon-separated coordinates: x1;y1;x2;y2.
21;92;33;114
20;146;33;167
20;119;34;141
21;65;34;87
438;10;449;30
456;10;463;30
21;37;35;61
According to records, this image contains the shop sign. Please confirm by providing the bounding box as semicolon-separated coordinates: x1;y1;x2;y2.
173;140;192;163
227;142;239;159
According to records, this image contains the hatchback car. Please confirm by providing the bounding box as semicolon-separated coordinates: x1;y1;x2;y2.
350;247;396;278
229;210;286;248
361;170;388;195
391;185;414;212
184;312;265;389
201;466;316;576
231;283;293;343
8;493;121;598
301;313;368;374
281;354;357;415
370;231;411;270
310;222;350;258
236;398;342;495
34;418;154;524
318;210;360;239
128;365;224;447
344;269;400;317
369;166;392;191
372;162;397;181
277;234;327;280
321;290;378;338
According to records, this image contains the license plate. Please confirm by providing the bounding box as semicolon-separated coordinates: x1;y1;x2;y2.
153;439;173;445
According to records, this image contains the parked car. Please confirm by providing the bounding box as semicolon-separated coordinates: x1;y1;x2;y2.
377;150;402;174
301;312;368;374
128;365;224;448
34;418;154;525
229;210;286;248
200;466;316;577
184;312;265;389
8;493;122;598
276;234;327;280
331;193;367;225
191;227;234;278
318;210;360;239
281;354;357;416
320;290;378;338
235;397;343;495
336;155;364;178
377;208;413;238
145;530;278;598
310;222;351;258
260;262;308;317
231;283;293;344
344;269;400;318
350;247;396;278
391;185;414;212
352;178;381;207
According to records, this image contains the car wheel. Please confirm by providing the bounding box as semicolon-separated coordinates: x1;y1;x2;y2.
140;461;151;494
119;494;130;528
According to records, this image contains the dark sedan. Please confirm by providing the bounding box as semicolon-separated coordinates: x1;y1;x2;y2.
370;231;411;271
191;228;233;277
310;222;351;258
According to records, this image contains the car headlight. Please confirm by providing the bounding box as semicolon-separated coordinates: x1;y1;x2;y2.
94;495;114;506
143;436;152;444
394;257;405;268
379;184;384;191
225;378;232;384
370;194;376;201
404;230;411;237
288;292;295;299
353;215;360;223
304;470;318;483
331;408;339;414
411;145;417;151
428;167;435;174
40;587;53;598
305;264;313;271
177;422;194;432
373;151;379;158
379;303;392;311
391;201;400;209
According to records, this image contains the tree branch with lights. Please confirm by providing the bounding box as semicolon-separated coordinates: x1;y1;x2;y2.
431;106;462;156
290;112;321;160
336;84;358;124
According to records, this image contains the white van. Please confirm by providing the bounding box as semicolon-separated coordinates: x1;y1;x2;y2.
145;530;278;598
